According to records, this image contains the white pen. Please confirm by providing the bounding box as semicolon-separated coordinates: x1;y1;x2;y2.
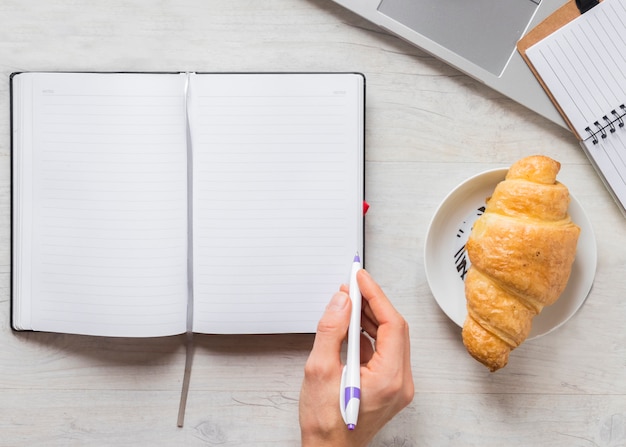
340;252;362;430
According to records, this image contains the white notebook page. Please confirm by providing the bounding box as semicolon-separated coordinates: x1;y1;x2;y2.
14;73;189;336
189;73;364;334
525;0;626;135
525;0;626;211
581;135;626;212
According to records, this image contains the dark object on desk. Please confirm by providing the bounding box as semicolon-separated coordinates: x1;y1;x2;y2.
575;0;599;13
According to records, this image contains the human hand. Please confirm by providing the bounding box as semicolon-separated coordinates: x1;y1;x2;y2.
299;269;414;447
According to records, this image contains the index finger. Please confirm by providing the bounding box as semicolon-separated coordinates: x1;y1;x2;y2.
357;269;410;359
357;269;403;326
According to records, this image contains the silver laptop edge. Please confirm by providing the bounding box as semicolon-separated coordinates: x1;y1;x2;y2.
331;0;567;128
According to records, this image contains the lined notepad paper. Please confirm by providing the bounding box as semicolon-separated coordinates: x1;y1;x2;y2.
525;0;626;213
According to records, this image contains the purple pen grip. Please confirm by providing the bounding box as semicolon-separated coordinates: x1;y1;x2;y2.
343;386;361;409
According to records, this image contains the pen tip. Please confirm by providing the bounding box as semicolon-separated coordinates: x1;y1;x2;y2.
347;424;356;431
353;252;360;263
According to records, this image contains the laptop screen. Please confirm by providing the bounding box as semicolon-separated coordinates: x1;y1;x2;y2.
377;0;540;76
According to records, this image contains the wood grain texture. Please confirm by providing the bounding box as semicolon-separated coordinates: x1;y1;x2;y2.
1;0;624;446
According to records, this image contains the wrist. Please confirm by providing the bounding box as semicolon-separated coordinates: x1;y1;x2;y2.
301;429;343;447
301;426;372;447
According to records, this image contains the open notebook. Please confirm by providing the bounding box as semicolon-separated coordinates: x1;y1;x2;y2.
518;0;626;216
10;72;365;337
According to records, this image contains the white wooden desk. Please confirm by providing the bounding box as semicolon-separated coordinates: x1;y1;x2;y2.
1;1;624;446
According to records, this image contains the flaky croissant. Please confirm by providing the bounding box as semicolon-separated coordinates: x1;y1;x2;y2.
462;155;580;371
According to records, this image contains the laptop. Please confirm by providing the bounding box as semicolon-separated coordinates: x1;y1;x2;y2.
330;0;567;128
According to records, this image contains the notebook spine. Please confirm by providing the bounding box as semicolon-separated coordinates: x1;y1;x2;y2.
585;104;626;144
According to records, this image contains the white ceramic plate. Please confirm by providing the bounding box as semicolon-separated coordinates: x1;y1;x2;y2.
424;168;597;339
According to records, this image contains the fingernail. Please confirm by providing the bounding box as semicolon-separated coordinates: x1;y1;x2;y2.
327;292;349;311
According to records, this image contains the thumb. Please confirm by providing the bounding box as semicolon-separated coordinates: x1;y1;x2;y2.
308;292;351;368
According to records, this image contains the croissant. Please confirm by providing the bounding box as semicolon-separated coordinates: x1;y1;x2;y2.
462;155;580;371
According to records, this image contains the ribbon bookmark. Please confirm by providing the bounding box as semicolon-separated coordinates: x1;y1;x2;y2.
177;71;196;428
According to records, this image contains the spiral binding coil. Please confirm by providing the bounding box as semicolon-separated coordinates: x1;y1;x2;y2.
585;104;626;144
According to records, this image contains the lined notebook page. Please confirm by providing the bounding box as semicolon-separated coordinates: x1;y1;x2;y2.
189;73;364;334
13;73;189;336
525;0;626;211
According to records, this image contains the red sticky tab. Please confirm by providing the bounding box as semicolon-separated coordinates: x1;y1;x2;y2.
363;201;370;216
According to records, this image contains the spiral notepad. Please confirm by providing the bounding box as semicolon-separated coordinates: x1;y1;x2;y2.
520;0;626;216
